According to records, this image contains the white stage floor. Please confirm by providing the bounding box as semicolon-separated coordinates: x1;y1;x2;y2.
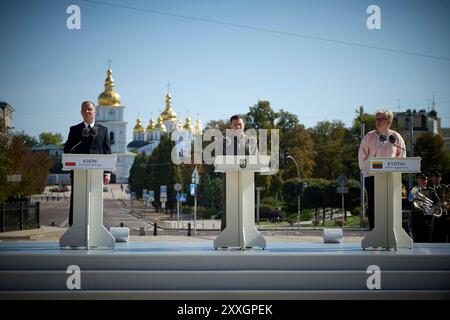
0;241;449;300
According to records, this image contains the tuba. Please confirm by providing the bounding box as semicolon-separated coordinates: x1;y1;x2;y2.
409;186;443;218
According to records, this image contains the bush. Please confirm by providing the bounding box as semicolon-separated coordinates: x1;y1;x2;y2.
259;204;285;222
335;219;346;227
260;197;282;208
300;209;314;221
351;207;361;217
196;207;215;219
287;213;298;226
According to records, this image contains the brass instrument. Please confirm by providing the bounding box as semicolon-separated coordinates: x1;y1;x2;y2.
409;186;444;218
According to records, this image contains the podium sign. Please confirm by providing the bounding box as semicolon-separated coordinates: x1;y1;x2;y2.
214;155;270;172
63;154;116;171
214;155;270;249
362;157;421;250
364;157;421;173
60;153;117;249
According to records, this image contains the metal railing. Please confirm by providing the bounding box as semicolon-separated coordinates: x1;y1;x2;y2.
0;202;40;232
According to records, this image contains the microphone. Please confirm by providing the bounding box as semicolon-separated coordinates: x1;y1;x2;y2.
388;134;396;144
89;127;98;137
388;134;411;156
68;127;90;153
82;127;90;137
69;140;83;153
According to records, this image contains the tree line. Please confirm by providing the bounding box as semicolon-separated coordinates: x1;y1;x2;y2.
0;125;54;202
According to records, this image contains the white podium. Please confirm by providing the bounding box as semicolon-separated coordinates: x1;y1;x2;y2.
361;157;421;250
214;155;270;249
60;154;117;249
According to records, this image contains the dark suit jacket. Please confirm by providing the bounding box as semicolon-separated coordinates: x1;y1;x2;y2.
64;122;111;155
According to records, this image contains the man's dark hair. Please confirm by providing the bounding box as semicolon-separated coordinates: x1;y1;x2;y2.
230;114;244;123
81;101;96;109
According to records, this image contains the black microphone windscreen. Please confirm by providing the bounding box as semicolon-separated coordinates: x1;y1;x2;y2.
379;134;387;142
90;127;98;137
82;127;90;137
389;134;396;144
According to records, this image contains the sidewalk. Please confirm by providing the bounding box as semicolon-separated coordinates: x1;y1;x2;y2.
0;226;66;241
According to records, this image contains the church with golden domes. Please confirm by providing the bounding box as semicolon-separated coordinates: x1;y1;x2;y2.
95;67;136;183
127;91;204;157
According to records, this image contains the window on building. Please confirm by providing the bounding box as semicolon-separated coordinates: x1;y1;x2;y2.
110;132;115;144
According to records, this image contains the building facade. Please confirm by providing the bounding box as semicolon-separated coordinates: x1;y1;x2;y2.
127;92;203;159
95;68;136;183
393;109;441;143
0;101;15;139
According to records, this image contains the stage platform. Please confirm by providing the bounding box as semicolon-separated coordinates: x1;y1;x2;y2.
0;241;449;300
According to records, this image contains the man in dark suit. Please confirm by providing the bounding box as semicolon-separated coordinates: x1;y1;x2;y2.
221;114;258;231
63;101;111;226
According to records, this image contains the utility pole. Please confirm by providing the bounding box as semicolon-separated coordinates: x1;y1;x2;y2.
359;106;365;223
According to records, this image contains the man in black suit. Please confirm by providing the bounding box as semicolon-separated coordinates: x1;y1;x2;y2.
221;114;258;231
64;101;111;226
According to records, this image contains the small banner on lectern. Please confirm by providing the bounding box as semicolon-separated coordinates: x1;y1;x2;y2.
364;157;421;173
62;154;117;171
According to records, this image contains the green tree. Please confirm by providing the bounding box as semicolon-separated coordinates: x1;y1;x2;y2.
0;124;12;201
309;120;348;180
15;131;38;147
205;119;228;133
246;100;278;129
351;113;376;137
276;109;299;132
146;134;183;212
128;153;148;197
38;131;63;145
281;125;316;180
414;132;449;174
0;134;52;201
199;174;223;211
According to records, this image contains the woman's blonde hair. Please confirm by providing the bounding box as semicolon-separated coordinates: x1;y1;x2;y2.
375;110;393;126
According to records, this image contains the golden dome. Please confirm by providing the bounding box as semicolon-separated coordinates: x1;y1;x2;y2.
194;118;203;133
98;68;121;106
146;117;155;132
155;115;167;132
183;116;193;131
133;116;144;133
159;93;178;121
177;119;183;129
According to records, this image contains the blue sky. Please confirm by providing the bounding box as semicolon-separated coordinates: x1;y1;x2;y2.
1;0;449;142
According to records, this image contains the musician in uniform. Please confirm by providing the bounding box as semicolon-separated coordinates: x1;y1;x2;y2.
408;172;435;242
429;169;449;242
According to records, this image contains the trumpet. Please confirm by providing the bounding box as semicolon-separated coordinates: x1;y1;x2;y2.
409;186;444;218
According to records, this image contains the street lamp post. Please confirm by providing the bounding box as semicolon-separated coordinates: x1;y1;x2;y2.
287;155;301;231
191;166;200;236
255;187;264;225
